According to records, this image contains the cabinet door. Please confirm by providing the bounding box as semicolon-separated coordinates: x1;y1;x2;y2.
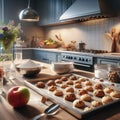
22;49;33;59
33;50;59;63
35;0;75;26
4;0;27;23
97;58;120;65
35;0;54;26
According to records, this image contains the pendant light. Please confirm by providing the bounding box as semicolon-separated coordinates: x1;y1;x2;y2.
19;0;39;22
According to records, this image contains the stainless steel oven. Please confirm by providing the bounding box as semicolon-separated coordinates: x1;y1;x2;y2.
61;53;94;72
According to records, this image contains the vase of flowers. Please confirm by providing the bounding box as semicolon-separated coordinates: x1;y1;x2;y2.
0;20;22;80
0;20;22;61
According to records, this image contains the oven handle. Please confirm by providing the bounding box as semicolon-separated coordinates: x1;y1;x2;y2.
73;63;91;68
61;60;91;68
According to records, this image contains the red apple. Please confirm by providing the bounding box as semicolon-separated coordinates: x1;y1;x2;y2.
7;86;30;108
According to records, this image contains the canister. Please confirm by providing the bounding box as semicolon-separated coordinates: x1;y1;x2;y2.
108;65;120;83
94;64;108;79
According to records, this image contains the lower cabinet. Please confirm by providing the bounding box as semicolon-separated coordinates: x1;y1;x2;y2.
22;49;33;59
96;57;120;65
33;50;60;63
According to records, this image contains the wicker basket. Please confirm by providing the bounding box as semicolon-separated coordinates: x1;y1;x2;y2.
40;44;60;48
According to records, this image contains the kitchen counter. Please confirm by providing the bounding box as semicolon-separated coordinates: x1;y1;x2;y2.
1;61;120;120
22;48;120;59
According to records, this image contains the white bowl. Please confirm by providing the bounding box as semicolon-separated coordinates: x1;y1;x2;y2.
51;62;74;74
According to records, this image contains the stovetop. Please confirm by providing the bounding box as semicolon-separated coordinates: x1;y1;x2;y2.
76;49;108;54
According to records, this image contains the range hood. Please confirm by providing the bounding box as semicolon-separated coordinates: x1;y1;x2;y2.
60;0;120;21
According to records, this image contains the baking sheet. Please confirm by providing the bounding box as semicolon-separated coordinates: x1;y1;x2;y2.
24;73;120;119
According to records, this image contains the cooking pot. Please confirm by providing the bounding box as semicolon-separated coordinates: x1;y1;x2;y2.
78;42;86;51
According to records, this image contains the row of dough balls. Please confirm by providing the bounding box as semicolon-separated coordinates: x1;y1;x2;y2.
73;95;114;111
36;78;102;90
35;80;120;99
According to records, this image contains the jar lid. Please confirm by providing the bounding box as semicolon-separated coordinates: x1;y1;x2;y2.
108;64;120;71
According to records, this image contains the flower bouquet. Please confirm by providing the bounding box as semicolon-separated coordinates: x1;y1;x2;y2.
0;20;22;61
0;20;22;51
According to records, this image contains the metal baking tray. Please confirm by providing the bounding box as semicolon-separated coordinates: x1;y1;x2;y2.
24;73;120;119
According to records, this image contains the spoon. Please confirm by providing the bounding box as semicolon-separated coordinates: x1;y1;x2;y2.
32;103;60;120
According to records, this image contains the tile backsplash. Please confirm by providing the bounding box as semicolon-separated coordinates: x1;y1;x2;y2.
44;16;120;52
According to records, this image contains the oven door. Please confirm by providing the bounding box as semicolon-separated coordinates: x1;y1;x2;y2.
62;60;94;72
74;62;94;72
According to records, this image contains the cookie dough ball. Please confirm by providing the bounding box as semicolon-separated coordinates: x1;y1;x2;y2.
84;81;92;86
66;80;73;85
47;80;56;86
65;87;74;93
64;93;76;102
84;107;93;111
80;94;92;102
60;84;69;89
60;76;68;81
74;83;82;89
110;91;120;98
48;85;57;91
69;75;77;80
54;90;63;97
93;83;103;90
93;89;105;98
91;100;102;107
35;82;45;88
74;79;82;84
104;87;114;94
78;77;87;83
77;89;88;96
55;79;62;84
40;96;47;103
102;96;113;104
85;86;93;92
73;99;85;109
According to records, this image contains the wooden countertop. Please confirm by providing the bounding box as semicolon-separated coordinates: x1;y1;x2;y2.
0;61;120;120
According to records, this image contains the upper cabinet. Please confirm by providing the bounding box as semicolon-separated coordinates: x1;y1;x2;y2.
35;0;76;26
4;0;28;23
2;0;75;26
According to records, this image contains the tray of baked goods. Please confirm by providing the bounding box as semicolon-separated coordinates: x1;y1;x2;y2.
24;74;120;119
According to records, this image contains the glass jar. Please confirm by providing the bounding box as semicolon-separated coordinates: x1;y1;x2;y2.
94;64;108;79
108;65;120;83
14;39;23;64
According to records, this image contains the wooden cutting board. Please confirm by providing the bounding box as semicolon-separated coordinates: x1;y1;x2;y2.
24;73;62;83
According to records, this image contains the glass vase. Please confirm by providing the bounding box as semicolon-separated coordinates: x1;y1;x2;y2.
0;43;16;80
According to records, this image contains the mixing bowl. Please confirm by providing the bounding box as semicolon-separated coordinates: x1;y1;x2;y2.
16;59;41;77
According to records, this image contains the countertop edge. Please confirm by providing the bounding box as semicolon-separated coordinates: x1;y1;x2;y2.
22;48;120;59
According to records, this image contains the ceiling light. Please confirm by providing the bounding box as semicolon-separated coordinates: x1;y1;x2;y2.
19;0;39;22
